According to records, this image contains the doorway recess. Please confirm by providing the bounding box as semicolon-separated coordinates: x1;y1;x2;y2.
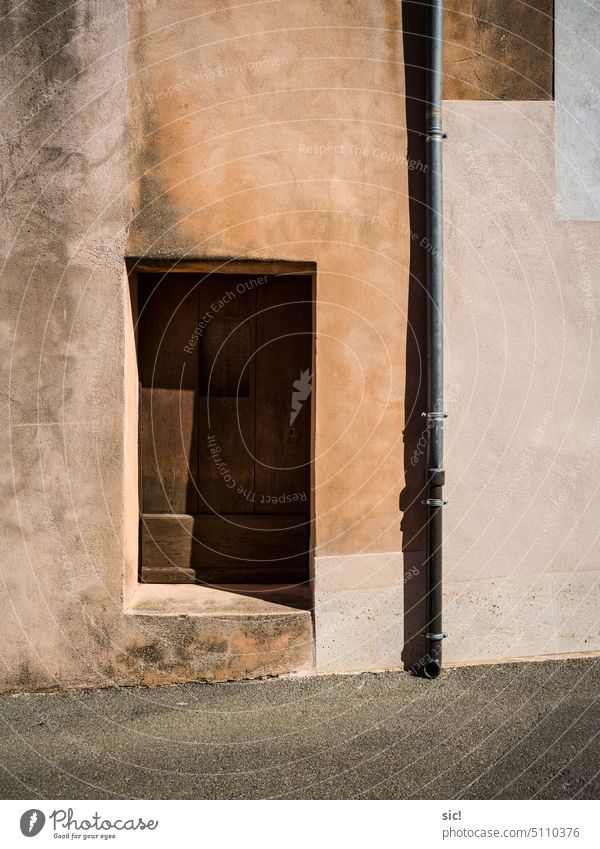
128;259;315;612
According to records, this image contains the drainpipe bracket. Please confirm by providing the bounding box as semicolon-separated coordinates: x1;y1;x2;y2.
422;411;448;419
422;498;448;507
419;130;448;140
425;632;448;641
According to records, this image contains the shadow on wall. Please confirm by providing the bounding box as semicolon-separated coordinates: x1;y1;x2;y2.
400;0;429;671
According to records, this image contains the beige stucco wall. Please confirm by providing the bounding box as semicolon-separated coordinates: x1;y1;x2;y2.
442;101;600;664
0;0;314;692
319;101;600;671
0;0;130;691
0;1;598;692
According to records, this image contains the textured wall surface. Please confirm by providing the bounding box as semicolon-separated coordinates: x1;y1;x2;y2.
126;0;434;676
0;0;130;690
444;0;553;100
1;2;598;691
555;0;600;220
443;100;600;664
127;0;418;559
0;0;315;692
0;0;419;690
317;100;600;673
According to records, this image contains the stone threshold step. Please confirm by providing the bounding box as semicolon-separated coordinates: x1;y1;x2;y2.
127;582;312;618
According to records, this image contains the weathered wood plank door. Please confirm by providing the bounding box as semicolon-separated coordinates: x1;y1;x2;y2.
138;273;312;585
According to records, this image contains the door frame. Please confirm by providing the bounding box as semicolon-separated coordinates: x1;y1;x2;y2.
126;258;317;600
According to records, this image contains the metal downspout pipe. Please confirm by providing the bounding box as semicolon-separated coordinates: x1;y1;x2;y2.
422;0;447;679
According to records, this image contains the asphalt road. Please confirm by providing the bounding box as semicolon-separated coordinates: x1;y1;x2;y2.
0;658;598;799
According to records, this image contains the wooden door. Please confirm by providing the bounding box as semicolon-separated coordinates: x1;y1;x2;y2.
138;272;312;585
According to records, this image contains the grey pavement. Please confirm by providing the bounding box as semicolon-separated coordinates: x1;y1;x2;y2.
0;658;598;799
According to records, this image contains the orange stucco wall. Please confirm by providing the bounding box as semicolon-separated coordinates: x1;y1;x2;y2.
127;0;420;559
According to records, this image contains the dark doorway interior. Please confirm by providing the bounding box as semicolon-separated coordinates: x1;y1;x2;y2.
136;271;313;591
